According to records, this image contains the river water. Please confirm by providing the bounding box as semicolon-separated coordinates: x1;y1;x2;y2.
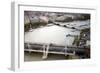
25;20;90;46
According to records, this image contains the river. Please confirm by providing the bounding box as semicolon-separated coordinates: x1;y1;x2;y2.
25;20;90;46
